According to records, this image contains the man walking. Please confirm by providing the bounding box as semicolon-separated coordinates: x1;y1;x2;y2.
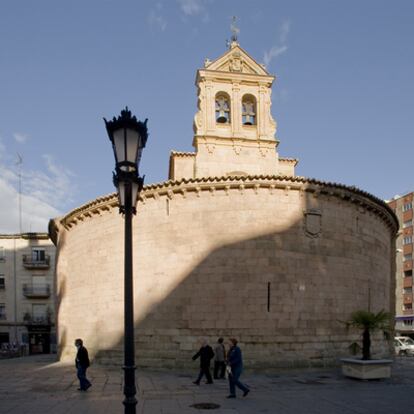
213;337;226;379
75;338;92;391
192;339;215;385
226;338;250;398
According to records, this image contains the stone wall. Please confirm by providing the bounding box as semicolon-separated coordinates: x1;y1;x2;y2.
51;176;397;369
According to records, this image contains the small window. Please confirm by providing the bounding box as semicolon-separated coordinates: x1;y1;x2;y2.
403;220;413;228
404;270;413;277
404;236;413;245
0;247;4;261
0;276;4;290
0;304;5;320
215;93;231;124
404;303;413;310
242;95;256;125
32;304;47;322
403;202;413;212
32;248;45;262
404;253;413;262
404;287;413;294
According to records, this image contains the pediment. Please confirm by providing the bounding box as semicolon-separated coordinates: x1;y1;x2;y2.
205;44;269;76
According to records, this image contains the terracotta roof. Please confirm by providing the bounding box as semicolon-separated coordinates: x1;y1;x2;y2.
279;157;299;165
170;151;196;157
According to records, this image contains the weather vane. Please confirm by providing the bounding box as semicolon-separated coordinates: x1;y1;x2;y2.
230;16;239;43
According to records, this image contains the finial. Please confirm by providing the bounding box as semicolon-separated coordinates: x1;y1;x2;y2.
230;16;239;43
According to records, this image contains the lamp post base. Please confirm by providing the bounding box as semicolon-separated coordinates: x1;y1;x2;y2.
123;364;137;413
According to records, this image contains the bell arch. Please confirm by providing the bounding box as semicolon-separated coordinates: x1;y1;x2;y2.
215;92;231;124
242;94;257;126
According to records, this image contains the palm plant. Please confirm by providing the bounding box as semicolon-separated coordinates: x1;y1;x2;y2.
346;310;390;360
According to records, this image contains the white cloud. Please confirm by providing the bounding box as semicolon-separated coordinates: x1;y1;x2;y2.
263;20;291;68
177;0;204;16
0;177;59;233
264;46;288;68
148;4;167;31
0;137;75;233
13;132;29;143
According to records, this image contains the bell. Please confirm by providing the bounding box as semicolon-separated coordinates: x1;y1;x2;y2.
243;115;253;125
216;109;228;123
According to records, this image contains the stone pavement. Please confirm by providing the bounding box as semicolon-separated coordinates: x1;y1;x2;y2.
1;355;414;414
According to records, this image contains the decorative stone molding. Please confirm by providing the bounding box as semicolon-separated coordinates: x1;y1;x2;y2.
48;175;399;243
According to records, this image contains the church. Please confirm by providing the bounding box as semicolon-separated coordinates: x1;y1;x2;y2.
49;39;397;369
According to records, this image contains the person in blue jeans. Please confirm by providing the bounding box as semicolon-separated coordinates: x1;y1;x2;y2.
226;338;250;398
75;338;92;391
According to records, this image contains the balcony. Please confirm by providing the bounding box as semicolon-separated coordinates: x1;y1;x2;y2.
404;276;413;287
23;312;53;325
22;254;50;269
404;260;413;271
23;284;51;298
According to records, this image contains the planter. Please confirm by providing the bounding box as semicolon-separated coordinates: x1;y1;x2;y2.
340;358;392;380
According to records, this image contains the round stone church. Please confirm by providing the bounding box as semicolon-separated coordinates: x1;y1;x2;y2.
49;41;398;369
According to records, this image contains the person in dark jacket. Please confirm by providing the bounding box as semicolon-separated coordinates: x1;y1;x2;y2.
226;338;249;398
192;339;215;385
75;338;91;391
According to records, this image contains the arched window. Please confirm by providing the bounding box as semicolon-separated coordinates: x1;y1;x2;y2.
215;93;231;124
242;95;256;125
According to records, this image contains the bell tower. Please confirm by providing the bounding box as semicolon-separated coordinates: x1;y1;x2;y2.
169;39;297;180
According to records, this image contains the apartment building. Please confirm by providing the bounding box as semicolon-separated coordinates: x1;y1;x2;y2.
387;192;414;336
0;233;56;354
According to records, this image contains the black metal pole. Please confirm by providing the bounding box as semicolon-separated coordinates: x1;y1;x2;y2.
123;179;137;414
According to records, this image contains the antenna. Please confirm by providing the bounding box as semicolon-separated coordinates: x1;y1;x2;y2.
16;153;23;234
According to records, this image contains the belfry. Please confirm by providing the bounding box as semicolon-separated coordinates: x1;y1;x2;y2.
170;39;297;180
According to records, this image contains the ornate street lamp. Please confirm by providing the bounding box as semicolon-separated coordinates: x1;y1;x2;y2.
104;107;148;414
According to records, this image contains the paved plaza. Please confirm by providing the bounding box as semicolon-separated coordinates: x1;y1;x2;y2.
1;355;414;413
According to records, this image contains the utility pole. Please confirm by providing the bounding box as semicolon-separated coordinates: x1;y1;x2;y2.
16;153;23;234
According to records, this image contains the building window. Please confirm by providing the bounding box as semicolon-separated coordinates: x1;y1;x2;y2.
32;304;47;323
0;276;4;290
403;320;413;326
405;270;413;277
32;248;46;262
242;95;256;125
404;236;413;245
404;303;413;311
403;220;413;228
404;253;413;262
215;93;231;124
404;287;413;294
0;304;5;320
403;202;413;212
0;247;4;261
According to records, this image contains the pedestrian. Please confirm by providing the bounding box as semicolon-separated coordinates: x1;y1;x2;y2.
226;338;250;398
75;338;92;391
192;339;215;385
213;337;226;379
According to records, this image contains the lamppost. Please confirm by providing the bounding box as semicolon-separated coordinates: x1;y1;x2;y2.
104;107;148;414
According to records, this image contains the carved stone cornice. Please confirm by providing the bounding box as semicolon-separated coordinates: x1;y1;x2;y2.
48;175;399;244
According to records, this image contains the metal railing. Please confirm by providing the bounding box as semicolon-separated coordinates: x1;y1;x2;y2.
22;284;51;298
23;313;52;325
22;254;50;268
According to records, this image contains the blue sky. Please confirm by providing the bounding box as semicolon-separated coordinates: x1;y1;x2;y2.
0;0;413;232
